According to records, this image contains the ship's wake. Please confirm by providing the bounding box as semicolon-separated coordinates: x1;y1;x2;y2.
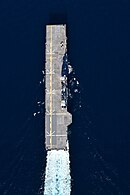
43;149;71;195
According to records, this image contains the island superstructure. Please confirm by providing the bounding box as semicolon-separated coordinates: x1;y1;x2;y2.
45;24;72;150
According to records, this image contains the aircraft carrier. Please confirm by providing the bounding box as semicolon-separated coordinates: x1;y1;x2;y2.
45;24;72;150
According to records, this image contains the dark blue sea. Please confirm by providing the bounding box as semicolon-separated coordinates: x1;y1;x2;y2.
0;0;130;194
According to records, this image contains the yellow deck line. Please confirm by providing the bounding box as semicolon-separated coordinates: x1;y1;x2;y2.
50;26;53;148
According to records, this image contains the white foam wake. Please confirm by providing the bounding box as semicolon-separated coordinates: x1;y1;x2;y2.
44;149;71;195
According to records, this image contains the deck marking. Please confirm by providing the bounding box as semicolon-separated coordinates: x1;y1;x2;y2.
50;26;53;148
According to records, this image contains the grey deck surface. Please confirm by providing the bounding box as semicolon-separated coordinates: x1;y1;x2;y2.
45;25;72;150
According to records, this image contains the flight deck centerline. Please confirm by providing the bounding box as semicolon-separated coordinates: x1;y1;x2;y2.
49;25;53;149
45;25;72;150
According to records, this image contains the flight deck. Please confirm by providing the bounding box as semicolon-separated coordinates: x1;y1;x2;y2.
45;25;72;150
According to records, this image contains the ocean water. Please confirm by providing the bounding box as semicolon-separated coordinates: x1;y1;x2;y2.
0;0;130;194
